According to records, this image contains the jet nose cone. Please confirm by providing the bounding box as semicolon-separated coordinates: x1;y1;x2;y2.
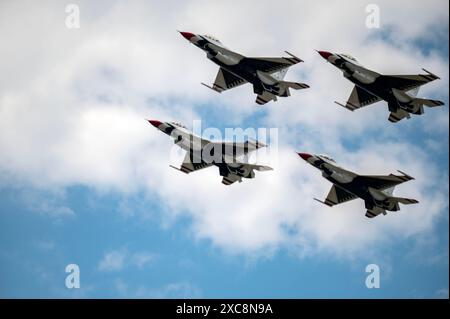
179;31;195;41
148;119;162;128
317;50;333;60
298;153;312;161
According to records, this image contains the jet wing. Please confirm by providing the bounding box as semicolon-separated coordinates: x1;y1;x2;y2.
217;139;267;157
337;86;382;111
377;69;440;92
316;185;358;207
356;171;414;191
207;68;247;93
171;151;212;174
242;52;303;74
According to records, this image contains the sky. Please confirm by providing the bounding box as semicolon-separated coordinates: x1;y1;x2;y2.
0;0;448;298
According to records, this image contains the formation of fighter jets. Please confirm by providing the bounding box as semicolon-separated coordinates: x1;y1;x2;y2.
147;31;446;218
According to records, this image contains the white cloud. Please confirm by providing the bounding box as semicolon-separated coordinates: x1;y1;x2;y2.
114;278;201;298
131;252;155;269
0;0;448;262
34;240;56;251
136;282;202;299
98;249;155;272
13;189;76;220
98;250;126;272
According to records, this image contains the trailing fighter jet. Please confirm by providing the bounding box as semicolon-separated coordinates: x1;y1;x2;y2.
179;31;309;105
317;51;444;123
298;153;418;218
148;120;273;185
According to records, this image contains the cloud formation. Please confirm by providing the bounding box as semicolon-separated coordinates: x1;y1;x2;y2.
98;249;155;272
0;0;448;262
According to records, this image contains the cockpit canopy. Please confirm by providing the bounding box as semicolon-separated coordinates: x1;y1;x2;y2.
340;53;358;62
202;34;223;45
318;154;336;163
170;122;187;129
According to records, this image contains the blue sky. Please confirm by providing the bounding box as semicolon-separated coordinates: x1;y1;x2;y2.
0;185;448;298
0;0;448;298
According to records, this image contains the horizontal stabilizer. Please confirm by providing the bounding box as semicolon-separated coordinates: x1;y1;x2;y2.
391;196;419;205
280;81;309;90
246;164;273;171
388;109;410;123
365;207;386;218
256;91;277;105
222;174;242;186
412;97;445;108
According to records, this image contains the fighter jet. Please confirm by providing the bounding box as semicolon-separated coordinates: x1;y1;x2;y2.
298;153;418;218
317;51;444;123
148;120;273;185
179;31;309;105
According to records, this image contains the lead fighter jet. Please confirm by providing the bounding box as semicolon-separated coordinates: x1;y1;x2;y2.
148;120;273;185
317;51;444;123
179;31;309;105
298;153;418;218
